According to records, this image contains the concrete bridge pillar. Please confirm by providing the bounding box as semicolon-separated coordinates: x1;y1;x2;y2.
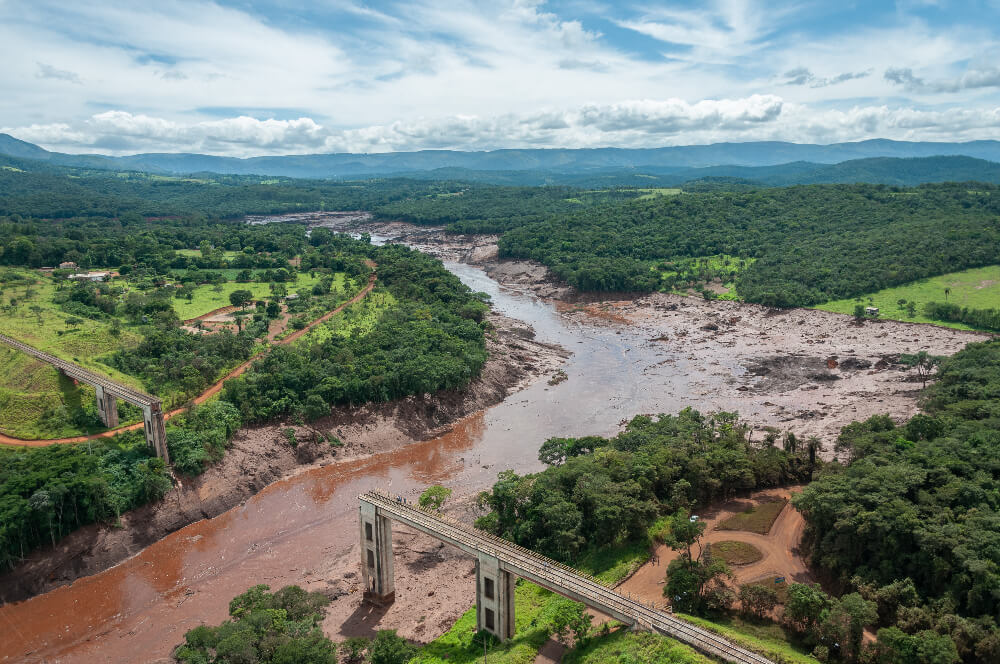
476;553;515;641
95;385;119;428
360;502;395;605
141;402;169;464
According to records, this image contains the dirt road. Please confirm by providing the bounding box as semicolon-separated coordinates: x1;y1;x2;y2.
618;487;812;606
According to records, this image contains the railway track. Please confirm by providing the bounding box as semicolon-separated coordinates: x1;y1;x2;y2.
361;489;774;664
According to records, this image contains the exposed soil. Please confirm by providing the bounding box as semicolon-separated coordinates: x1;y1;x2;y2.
340;219;989;456
618;487;812;607
0;312;567;604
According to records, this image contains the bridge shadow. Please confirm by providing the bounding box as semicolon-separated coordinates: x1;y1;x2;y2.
339;599;393;639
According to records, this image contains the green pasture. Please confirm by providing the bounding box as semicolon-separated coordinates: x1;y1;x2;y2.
814;264;1000;330
563;630;711;664
411;582;584;664
170;272;338;320
302;290;395;344
636;188;683;200
173;248;242;259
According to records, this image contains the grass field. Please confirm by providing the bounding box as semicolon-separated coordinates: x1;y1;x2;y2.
302;290;395;343
0;271;143;388
563;630;711;664
717;499;788;535
173;249;242;259
711;541;764;566
171;272;338;320
678;614;818;664
814;264;1000;330
637;188;683;200
411;582;581;664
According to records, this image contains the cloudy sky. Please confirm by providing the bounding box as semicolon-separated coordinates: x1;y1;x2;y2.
2;0;1000;156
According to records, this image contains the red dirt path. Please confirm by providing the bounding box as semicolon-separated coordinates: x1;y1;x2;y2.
0;271;377;447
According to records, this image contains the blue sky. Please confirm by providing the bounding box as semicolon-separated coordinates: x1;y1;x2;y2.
2;0;999;155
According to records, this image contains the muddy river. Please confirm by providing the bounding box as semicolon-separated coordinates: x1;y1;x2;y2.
1;251;771;662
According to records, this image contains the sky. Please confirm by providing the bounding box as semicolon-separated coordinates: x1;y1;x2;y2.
2;0;1000;156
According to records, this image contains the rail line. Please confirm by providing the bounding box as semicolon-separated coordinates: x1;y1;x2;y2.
361;489;774;664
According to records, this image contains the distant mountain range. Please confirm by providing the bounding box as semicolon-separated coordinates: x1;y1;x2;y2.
2;133;1000;187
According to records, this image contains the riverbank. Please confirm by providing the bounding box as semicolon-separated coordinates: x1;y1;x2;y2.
336;218;989;452
0;312;566;605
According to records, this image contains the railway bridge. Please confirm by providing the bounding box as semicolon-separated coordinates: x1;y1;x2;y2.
359;490;774;664
0;333;169;461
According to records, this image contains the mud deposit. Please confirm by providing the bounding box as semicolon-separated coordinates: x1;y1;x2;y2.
1;215;989;663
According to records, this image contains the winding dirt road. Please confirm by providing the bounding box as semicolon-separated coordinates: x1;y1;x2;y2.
618;486;812;605
0;271;377;447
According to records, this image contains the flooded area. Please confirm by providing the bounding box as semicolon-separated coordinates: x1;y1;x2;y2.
0;222;984;662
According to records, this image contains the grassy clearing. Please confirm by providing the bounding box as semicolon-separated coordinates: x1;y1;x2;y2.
303;290;396;344
576;540;652;586
717;498;787;535
563;629;712;664
173;249;242;259
711;541;764;566
636;188;683;200
171;272;336;320
0;271;143;388
411;582;579;664
677;614;818;664
814;264;1000;330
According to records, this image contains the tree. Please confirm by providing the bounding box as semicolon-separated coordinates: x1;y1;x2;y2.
944;287;951;302
229;289;253;309
900;351;942;388
418;485;452;512
906;301;917;317
266;300;281;319
367;630;416;664
876;627;960;664
739;583;779;619
785;583;829;629
853;304;866;322
663;509;731;614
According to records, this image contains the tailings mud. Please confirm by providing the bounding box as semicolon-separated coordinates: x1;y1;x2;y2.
1;216;987;663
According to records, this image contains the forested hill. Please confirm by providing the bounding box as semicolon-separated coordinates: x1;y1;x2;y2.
377;155;1000;188
496;183;1000;306
3;132;1000;178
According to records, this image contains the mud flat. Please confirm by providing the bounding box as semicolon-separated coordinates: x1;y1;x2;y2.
0;312;566;605
342;218;990;452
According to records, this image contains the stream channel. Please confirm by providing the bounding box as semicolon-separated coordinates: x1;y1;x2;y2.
0;241;756;663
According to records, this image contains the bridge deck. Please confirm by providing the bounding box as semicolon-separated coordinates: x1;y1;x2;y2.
361;490;774;664
0;333;158;407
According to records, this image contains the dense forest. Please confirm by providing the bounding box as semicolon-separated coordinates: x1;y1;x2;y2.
494;183;1000;305
222;244;488;422
475;409;813;562
795;340;1000;663
372;185;641;233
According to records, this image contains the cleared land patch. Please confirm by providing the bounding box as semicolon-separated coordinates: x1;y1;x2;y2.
814;264;1000;330
710;540;764;566
716;498;788;535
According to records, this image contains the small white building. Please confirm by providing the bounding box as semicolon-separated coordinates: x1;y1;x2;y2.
59;261;78;270
68;271;110;282
865;306;879;317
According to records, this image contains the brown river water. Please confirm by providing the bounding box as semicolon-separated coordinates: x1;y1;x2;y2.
0;257;759;663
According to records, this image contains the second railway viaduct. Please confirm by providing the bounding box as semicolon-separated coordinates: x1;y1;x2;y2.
0;333;169;461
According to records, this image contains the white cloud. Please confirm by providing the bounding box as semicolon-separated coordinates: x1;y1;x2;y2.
1;0;999;154
885;66;1000;93
35;62;82;84
6;98;1000;157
